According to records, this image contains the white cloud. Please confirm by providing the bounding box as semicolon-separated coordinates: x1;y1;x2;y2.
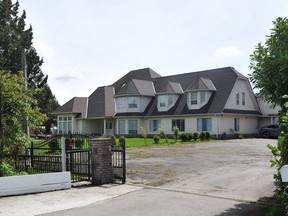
213;46;243;58
33;40;54;59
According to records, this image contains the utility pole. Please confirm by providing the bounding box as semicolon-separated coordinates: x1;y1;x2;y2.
22;50;29;137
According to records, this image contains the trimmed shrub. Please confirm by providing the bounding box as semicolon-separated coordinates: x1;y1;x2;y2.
205;131;211;140
187;133;193;142
153;135;160;144
199;132;206;140
193;132;199;141
118;136;126;145
180;133;188;142
173;126;179;141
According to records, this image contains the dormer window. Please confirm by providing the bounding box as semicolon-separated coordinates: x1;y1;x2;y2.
190;92;197;105
159;95;166;107
128;97;137;108
200;91;206;103
168;95;173;106
157;94;178;111
187;91;213;110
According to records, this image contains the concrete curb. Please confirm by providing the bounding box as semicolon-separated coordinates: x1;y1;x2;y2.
0;184;143;216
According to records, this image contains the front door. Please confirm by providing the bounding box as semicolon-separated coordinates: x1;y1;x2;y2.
106;121;113;136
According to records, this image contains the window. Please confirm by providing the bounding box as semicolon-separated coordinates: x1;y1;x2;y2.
200;91;205;103
118;120;125;134
191;92;197;105
106;122;112;129
149;120;161;132
159;95;165;107
58;116;72;133
242;92;245;106
234;118;240;132
128;97;137;108
172;119;185;131
236;92;240;105
197;118;212;131
128;120;138;134
168;95;174;106
117;97;126;109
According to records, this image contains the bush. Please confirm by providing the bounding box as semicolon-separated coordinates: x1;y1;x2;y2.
49;139;59;152
205;131;211;140
75;139;84;149
173;126;179;141
159;128;169;143
180;133;188;142
193;132;199;141
0;160;16;176
119;136;126;145
110;135;117;145
153;135;160;144
199;132;206;140
187;133;193;142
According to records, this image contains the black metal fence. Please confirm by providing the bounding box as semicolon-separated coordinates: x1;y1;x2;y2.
14;134;126;184
112;140;126;184
66;149;91;182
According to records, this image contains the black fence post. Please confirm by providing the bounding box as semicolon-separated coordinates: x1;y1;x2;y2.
30;142;34;168
120;139;126;184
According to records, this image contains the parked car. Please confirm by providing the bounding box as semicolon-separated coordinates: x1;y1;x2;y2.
259;124;279;138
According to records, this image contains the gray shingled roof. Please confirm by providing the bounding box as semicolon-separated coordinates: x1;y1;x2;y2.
55;66;258;118
155;81;183;94
87;86;115;118
52;97;88;118
186;77;216;91
115;79;155;96
111;68;161;93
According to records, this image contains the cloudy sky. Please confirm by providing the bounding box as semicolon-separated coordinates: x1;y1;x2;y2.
19;0;288;105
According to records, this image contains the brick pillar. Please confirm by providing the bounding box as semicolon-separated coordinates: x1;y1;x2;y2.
90;138;114;185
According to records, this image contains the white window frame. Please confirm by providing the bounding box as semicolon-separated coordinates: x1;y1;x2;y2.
159;95;166;107
128;97;138;109
236;92;240;105
58;116;72;133
234;118;240;132
242;92;245;106
149;120;161;132
168;95;174;106
118;120;125;134
197;118;212;131
128;120;138;134
200;91;206;104
117;97;126;109
172;119;185;132
190;92;197;105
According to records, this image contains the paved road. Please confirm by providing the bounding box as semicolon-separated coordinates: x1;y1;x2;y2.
1;138;277;216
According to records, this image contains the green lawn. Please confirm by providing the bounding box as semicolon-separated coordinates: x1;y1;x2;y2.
119;137;213;148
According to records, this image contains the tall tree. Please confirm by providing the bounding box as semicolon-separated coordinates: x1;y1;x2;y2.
0;71;46;176
249;17;288;210
0;0;59;133
249;17;288;108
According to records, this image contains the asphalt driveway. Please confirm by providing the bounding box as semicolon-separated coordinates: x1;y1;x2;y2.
126;138;276;202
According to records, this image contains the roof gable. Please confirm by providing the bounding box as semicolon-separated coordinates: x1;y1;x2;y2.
115;79;155;96
53;97;88;117
186;77;216;91
155;81;183;94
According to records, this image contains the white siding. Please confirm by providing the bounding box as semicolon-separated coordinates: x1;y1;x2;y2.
219;115;258;135
224;78;259;111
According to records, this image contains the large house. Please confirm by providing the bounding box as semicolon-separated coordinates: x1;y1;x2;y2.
53;67;268;138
